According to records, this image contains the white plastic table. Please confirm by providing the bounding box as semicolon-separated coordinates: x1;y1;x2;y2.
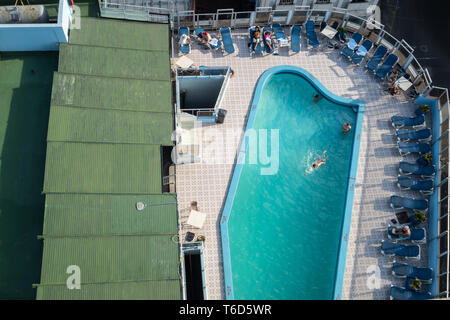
320;25;338;39
186;209;207;229
396;76;413;91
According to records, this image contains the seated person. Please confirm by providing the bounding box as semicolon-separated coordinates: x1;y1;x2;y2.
387;70;401;95
264;30;273;51
179;34;191;47
251;27;261;51
391;225;411;238
199;31;212;47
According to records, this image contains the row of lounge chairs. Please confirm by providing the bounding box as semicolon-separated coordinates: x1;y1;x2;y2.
340;31;399;79
383;105;434;300
178;26;234;55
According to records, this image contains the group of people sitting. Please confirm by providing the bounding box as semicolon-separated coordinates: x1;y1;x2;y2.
179;30;215;49
250;26;273;52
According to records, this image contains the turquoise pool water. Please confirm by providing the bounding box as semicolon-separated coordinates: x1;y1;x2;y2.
226;72;357;299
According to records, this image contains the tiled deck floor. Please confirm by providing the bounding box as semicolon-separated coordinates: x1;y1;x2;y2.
172;29;429;300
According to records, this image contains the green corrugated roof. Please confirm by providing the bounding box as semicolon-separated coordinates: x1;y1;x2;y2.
43;142;162;194
69;17;169;51
37;19;179;300
58;44;170;81
47;105;173;144
51;73;172;113
36;280;181;300
42;194;177;236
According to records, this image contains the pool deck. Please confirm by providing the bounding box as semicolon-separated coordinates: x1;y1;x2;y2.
172;29;429;300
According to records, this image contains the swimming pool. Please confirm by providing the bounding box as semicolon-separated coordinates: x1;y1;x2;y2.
220;66;364;300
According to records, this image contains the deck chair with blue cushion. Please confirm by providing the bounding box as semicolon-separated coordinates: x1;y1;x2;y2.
390;286;432;300
350;39;373;65
305;20;320;48
397;176;434;195
290;25;302;53
220;27;235;55
388;226;426;243
399;161;436;178
391;114;425;129
262;26;274;54
397;142;431;156
366;45;388;73
272;23;289;48
390;195;428;211
249;26;263;54
392;262;433;283
340;32;363;58
381;240;420;259
375;53;399;79
195;27;222;50
178;26;191;54
396;128;431;142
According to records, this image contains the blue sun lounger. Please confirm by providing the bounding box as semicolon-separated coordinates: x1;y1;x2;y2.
272;23;289;48
290;25;301;53
388;226;426;243
262;26;274;54
390;286;431;300
381;240;420;259
375;53;399;79
399;161;436;178
390;195;428;211
220;27;235;54
305;20;320;48
179;26;191;54
396;128;432;142
392;262;433;283
351;39;373;65
397;142;431;156
397;176;434;195
391;114;425;129
366;45;388;73
249;26;263;54
341;32;363;58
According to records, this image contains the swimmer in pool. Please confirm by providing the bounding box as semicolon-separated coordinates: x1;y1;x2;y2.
312;150;327;169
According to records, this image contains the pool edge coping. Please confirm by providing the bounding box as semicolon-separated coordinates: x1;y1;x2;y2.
219;65;365;300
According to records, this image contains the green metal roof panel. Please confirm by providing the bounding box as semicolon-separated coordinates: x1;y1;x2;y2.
36;279;181;300
50;73;172;113
42;194;178;236
58;44;170;81
47;105;173;145
39;235;179;284
69;18;169;52
43;142;162;194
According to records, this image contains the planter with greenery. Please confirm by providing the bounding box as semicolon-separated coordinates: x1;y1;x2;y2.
411;210;427;225
409;278;422;291
422;153;432;164
419;105;431;113
197;235;206;242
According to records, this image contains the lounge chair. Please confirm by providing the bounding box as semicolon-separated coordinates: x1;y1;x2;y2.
249;26;263;54
220;27;235;55
178;26;191;54
340;32;363;58
195;27;222;50
381;240;420;259
396;128;432;142
366;45;388;73
390;286;431;300
397;142;431;156
305;20;320;48
390;195;428;211
392;262;433;283
262;26;274;54
350;39;373;65
388;226;426;243
290;25;302;53
397;176;433;195
272;23;289;48
375;53;399;79
399;161;436;178
391;114;425;129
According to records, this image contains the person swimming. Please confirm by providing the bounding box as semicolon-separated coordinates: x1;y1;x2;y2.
342;122;351;134
312;150;327;169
